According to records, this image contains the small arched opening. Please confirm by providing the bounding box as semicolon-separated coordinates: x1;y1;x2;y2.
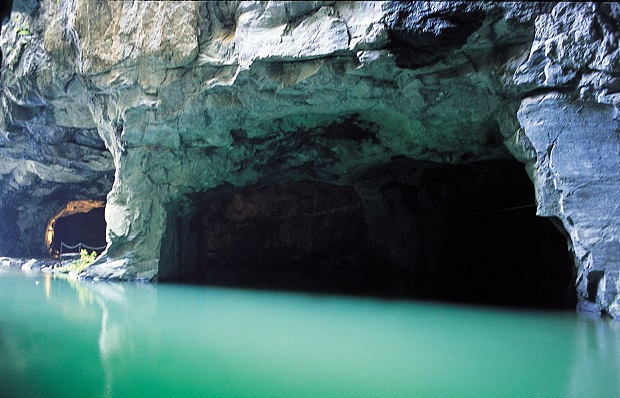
46;200;107;257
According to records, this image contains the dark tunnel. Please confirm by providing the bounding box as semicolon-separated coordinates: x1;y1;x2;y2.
424;161;577;309
161;159;575;309
50;207;107;256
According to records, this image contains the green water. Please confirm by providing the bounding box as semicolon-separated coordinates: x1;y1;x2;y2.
1;267;619;398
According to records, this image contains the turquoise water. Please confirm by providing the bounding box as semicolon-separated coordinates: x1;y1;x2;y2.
1;267;619;398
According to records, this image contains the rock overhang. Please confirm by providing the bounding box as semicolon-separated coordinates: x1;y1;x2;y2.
0;1;618;317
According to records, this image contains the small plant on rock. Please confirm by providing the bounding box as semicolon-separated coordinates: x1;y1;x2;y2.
55;249;97;273
16;28;31;36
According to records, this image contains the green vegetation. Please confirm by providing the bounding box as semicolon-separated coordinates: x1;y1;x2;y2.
17;28;31;37
55;249;98;273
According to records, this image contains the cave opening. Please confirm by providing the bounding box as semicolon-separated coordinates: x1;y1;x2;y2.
415;160;577;309
161;159;575;309
47;201;107;257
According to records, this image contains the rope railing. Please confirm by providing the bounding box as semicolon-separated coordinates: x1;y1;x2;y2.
456;203;536;218
60;242;107;257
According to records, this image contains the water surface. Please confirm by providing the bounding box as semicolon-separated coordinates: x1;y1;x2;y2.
1;267;618;397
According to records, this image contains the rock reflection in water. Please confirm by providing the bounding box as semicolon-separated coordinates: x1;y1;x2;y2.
1;268;620;397
90;281;157;398
568;315;620;397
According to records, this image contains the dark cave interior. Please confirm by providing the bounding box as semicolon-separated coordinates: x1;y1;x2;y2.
162;159;575;309
51;208;107;255
432;163;576;309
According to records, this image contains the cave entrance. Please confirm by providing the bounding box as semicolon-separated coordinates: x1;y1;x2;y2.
46;200;107;258
417;160;577;309
162;159;575;309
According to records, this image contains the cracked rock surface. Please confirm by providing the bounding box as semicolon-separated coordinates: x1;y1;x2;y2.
0;1;618;316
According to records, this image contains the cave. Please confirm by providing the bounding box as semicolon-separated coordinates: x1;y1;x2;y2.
47;202;107;257
413;160;577;309
160;158;575;309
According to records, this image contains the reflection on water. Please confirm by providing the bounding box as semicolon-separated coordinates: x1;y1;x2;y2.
568;314;620;397
1;267;619;398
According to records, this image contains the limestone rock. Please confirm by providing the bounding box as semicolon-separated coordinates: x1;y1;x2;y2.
0;1;618;317
517;95;620;315
509;2;620;316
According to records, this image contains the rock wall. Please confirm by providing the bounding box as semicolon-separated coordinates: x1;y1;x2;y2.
0;0;114;256
506;3;620;316
0;1;618;316
163;181;369;292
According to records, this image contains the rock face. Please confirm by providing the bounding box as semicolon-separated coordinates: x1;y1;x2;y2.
200;182;365;269
0;2;618;316
166;181;370;292
507;3;620;316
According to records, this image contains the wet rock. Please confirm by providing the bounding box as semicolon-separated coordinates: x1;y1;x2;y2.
0;256;58;272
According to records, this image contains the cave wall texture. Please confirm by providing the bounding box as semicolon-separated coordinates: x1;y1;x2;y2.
0;1;618;317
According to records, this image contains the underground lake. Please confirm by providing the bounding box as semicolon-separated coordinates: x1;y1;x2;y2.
1;266;619;398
